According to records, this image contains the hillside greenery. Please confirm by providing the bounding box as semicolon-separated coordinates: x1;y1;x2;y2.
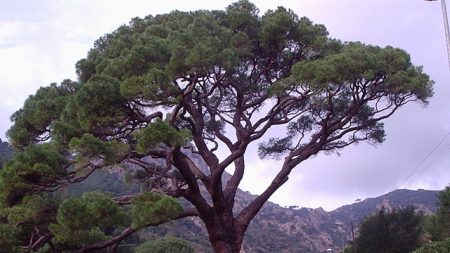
425;185;450;241
134;237;194;253
413;238;450;253
415;186;450;252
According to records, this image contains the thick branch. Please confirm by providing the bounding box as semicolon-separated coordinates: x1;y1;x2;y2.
23;234;53;252
76;209;199;253
235;143;320;232
172;148;212;218
223;156;245;206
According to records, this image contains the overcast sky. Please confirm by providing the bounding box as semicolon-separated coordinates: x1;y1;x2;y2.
1;0;449;211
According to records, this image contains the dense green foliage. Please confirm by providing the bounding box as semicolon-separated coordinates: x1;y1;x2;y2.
413;238;450;253
0;0;433;252
49;192;127;248
134;237;194;253
414;186;450;253
0;143;67;206
425;186;450;241
131;192;183;228
353;206;423;253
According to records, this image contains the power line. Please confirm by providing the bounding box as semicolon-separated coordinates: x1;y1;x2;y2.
401;141;450;188
405;143;450;187
397;131;450;189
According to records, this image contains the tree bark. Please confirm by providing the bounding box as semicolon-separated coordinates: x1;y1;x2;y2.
208;225;240;253
211;240;233;253
205;213;244;253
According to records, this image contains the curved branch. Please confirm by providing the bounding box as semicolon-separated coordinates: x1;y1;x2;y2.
76;208;199;253
23;234;53;252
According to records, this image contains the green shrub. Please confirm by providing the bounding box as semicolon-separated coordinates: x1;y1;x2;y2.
134;237;194;253
413;238;450;253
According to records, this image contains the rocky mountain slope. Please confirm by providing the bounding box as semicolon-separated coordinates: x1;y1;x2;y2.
246;188;439;252
139;186;439;253
331;189;439;242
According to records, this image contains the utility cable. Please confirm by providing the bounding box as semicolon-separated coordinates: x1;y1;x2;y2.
404;143;450;188
397;131;450;189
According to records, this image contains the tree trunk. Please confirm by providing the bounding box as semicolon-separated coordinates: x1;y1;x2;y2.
206;215;244;253
211;240;233;253
209;233;243;253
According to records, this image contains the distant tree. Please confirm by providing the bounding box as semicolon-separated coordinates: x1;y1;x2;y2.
0;138;13;167
343;244;354;253
425;185;450;241
134;237;194;253
0;0;433;252
353;206;423;253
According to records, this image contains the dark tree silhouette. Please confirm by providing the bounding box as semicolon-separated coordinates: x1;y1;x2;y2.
354;206;423;253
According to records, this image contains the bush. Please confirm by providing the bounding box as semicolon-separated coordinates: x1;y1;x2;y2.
134;237;194;253
413;238;450;253
353;206;423;253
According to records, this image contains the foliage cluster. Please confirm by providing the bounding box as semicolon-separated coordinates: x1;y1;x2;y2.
352;206;423;253
413;238;450;253
349;187;450;253
414;186;450;252
49;192;127;248
131;192;183;228
425;186;450;241
134;237;194;253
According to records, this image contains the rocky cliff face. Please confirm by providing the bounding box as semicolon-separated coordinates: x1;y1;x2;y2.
330;189;438;247
242;188;438;252
140;187;439;253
